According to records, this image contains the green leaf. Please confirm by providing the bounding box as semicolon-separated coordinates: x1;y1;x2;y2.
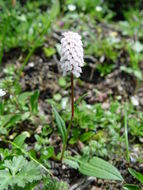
7;140;51;175
43;47;56;57
50;0;60;19
43;177;69;190
6;115;21;128
18;92;32;106
53;93;62;101
74;93;88;108
52;105;67;144
30;90;39;114
120;66;143;81
58;77;67;87
0;170;14;190
55;43;61;55
13;132;29;148
0;156;42;190
21;112;30;120
0;101;4;115
132;41;143;53
134;70;143;81
128;168;143;184
63;158;79;169
0;115;12;128
0;114;21;129
77;157;123;181
123;184;141;190
0;148;11;161
6;114;21;128
80;131;94;142
43;146;54;159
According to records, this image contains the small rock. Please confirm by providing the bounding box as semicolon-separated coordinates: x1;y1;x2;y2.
131;96;139;106
139;98;143;106
35;125;42;134
130;153;138;163
62;164;67;170
102;102;110;109
139;137;143;142
28;62;34;67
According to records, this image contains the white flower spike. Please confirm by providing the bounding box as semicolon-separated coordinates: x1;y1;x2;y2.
0;89;6;97
60;31;84;78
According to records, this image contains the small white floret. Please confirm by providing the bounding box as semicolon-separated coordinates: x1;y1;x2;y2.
0;89;6;97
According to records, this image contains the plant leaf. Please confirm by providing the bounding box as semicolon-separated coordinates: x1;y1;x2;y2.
63;158;79;170
74;93;88;108
77;157;123;181
50;0;60;19
6;114;21;128
0;156;42;190
128;168;143;184
43;47;56;57
52;105;67;144
30;90;39;114
123;184;141;190
13;132;29;148
80;131;94;142
120;66;143;81
18;92;32;106
132;41;143;53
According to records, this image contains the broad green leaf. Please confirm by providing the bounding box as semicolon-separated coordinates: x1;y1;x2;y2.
52;105;67;143
78;157;123;181
123;184;141;190
50;0;60;19
30;90;39;114
52;105;67;144
128;168;143;184
1;114;21;128
18;92;32;105
13;132;29;148
6;114;21;128
0;115;14;128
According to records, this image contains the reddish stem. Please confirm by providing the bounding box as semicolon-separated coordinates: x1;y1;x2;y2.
71;73;74;118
